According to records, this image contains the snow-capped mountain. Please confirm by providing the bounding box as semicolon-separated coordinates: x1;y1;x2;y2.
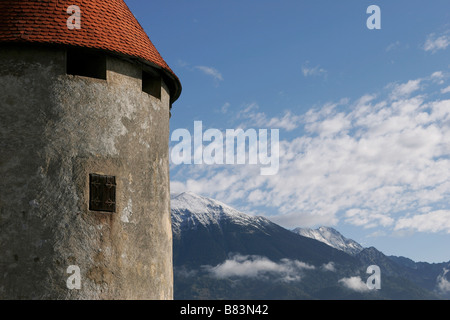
292;227;364;256
171;191;354;268
170;192;444;299
171;191;272;236
172;192;363;257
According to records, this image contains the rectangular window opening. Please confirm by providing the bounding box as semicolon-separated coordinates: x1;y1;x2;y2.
89;174;116;213
67;49;107;80
142;70;161;99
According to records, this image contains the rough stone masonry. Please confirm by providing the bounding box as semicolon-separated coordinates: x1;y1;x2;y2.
0;45;174;299
0;0;181;299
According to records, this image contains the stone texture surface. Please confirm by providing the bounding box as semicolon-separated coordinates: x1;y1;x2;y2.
0;45;173;299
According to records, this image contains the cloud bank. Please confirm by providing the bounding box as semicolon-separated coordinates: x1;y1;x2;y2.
171;71;450;233
203;254;315;282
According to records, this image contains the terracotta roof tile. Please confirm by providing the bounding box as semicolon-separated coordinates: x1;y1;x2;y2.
0;0;181;102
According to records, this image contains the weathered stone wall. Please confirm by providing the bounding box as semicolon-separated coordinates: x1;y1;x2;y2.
0;45;173;299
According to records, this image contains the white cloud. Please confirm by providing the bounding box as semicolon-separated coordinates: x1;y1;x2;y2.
322;262;336;272
302;62;327;78
237;103;302;131
429;71;446;85
395;210;450;234
345;209;394;229
431;71;444;80
266;111;303;131
338;276;369;292
424;32;450;53
389;79;422;100
171;180;188;195
436;268;450;294
195;65;223;81
441;86;450;94
204;254;315;282
305;111;350;137
366;230;388;238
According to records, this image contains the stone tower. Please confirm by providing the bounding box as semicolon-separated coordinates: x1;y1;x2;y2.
0;0;181;299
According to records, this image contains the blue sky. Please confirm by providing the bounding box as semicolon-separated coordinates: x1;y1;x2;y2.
127;0;450;263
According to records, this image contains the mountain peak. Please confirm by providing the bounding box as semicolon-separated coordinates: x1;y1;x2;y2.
171;192;271;235
292;226;364;256
171;192;242;217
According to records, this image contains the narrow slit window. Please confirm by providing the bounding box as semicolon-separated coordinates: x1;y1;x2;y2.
142;70;161;99
89;174;116;213
67;49;106;80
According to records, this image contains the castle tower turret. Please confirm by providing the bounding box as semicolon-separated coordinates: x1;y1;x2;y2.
0;0;181;299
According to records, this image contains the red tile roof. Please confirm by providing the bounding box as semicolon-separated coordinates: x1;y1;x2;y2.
0;0;181;103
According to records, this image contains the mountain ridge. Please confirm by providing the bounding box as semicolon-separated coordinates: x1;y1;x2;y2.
171;192;356;268
171;191;273;236
292;226;364;256
171;192;448;299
